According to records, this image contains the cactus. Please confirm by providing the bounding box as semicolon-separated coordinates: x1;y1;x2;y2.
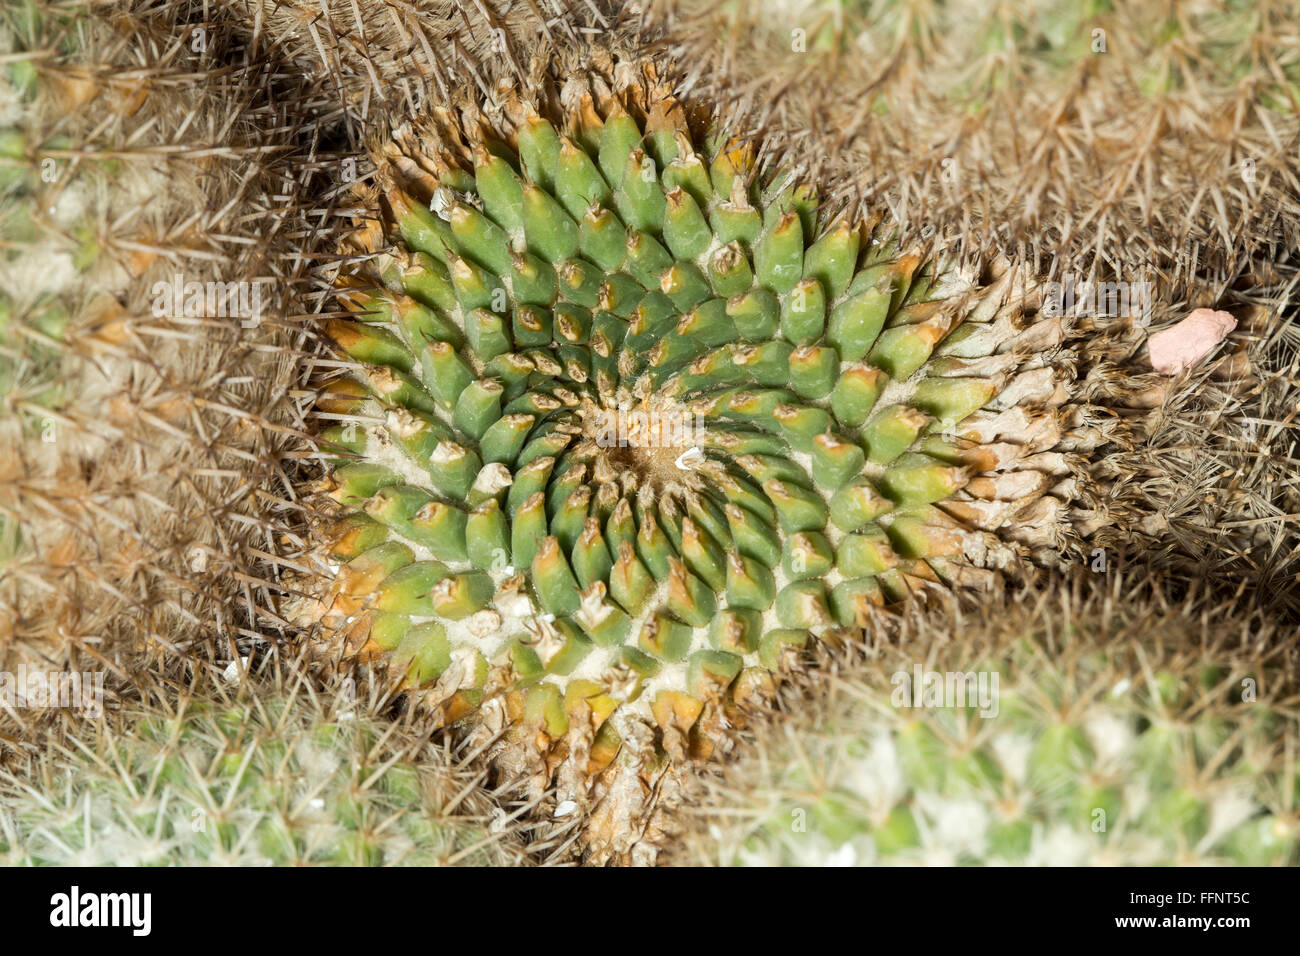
299;52;1198;863
672;581;1300;866
0;673;530;866
0;0;353;684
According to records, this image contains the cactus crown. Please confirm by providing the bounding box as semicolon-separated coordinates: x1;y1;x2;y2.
309;56;1089;795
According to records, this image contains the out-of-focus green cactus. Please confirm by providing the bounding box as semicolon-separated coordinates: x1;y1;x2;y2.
674;587;1298;866
0;677;529;866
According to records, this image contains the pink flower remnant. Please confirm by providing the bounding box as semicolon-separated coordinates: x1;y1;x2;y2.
1147;309;1237;374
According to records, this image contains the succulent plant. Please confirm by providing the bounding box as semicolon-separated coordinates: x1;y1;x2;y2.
0;672;528;866
300;52;1197;862
672;581;1300;866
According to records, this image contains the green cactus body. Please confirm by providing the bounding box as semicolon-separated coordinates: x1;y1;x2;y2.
315;72;1081;779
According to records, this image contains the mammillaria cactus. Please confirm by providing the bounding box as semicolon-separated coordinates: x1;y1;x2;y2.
1;2;95;440
299;54;1197;862
0;0;339;688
